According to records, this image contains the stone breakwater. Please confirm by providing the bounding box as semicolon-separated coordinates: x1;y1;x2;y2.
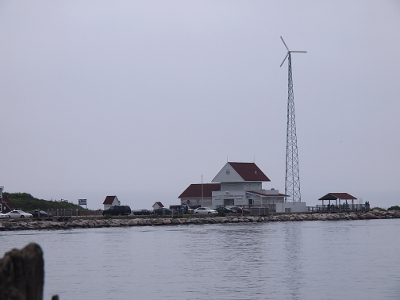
0;210;399;231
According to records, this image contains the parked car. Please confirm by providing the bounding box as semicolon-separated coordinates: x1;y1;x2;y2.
229;206;250;214
6;210;33;219
102;205;132;216
194;207;218;215
29;209;53;218
182;204;195;214
133;209;152;215
154;208;172;216
216;207;234;214
0;212;10;219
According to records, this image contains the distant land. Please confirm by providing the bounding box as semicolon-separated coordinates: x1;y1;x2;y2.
3;192;92;212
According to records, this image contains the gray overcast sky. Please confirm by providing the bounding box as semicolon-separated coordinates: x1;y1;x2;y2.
1;1;399;210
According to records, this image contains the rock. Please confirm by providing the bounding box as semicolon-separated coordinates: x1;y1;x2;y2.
0;243;44;300
349;214;358;220
365;212;378;219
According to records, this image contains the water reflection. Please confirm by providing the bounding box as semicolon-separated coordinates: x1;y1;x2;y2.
282;222;304;300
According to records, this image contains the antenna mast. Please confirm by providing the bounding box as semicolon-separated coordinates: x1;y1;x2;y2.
280;36;306;203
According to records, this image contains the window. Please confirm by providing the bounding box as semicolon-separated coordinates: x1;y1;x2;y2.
224;199;234;206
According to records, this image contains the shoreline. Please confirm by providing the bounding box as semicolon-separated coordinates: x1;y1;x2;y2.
0;210;399;231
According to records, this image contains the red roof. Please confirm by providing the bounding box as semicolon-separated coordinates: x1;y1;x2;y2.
154;202;164;208
103;196;117;205
318;193;357;200
229;162;270;182
179;183;221;198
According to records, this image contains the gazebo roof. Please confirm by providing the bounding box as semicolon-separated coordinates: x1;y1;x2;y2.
318;193;357;201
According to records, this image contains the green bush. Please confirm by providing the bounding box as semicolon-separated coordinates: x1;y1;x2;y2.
217;211;226;217
371;207;386;211
3;192;89;212
388;205;400;211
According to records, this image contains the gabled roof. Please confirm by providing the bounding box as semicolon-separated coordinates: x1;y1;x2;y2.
153;202;164;208
228;162;270;182
103;195;118;205
178;183;221;198
318;193;357;201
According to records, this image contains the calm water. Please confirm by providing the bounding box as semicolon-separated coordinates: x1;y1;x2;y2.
1;219;400;300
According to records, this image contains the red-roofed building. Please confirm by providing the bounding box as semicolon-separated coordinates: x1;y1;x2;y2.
178;183;221;207
152;202;164;210
103;196;120;210
178;162;303;212
211;162;285;209
319;193;358;207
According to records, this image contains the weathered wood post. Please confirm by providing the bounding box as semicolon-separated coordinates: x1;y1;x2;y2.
0;243;44;300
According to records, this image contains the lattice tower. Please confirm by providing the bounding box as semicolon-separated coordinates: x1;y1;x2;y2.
280;37;306;202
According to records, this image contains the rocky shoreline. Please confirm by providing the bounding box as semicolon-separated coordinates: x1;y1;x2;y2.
0;210;399;231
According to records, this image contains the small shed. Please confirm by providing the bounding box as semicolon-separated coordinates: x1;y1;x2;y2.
152;202;164;210
318;193;357;207
103;196;120;210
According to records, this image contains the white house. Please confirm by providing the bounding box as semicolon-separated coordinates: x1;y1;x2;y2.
103;196;120;210
211;162;286;211
179;162;307;212
152;202;164;210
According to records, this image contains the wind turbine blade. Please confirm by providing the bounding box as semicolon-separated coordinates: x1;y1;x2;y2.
280;53;289;67
280;36;289;51
291;51;307;53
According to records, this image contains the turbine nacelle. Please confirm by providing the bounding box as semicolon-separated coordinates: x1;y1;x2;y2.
280;36;307;67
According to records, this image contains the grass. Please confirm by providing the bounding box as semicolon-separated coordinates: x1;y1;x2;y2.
4;192;90;212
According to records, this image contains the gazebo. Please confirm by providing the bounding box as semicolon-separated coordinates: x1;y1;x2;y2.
318;193;357;211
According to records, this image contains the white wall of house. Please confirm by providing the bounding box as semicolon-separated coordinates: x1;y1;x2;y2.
252;196;285;207
152;202;164;210
212;162;244;183
180;198;212;207
212;190;247;208
220;182;262;191
212;188;288;209
244;182;263;191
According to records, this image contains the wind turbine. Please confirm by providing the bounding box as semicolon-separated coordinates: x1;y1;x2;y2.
280;36;306;203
